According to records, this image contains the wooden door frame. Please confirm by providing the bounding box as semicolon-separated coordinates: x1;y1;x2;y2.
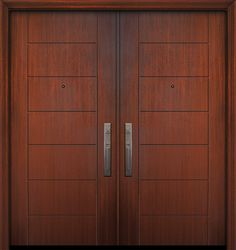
0;0;235;249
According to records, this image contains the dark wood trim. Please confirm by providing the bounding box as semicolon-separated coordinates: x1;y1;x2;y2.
0;1;235;249
0;1;9;250
227;3;236;250
2;0;235;10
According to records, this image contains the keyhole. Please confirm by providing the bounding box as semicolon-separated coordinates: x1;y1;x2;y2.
61;84;66;88
171;84;175;88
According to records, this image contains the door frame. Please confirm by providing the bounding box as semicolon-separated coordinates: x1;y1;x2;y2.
0;0;235;249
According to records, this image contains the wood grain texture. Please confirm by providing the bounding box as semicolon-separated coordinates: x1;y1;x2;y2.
140;180;208;215
208;12;226;245
28;44;97;76
97;13;117;244
28;12;97;42
140;77;208;111
119;13;139;245
10;12;28;245
29;145;97;179
227;3;236;250
140;216;208;245
29;112;97;144
140;145;208;179
140;44;208;76
29;77;97;111
29;216;96;245
3;0;233;10
140;112;208;144
0;2;9;250
139;12;208;42
29;180;96;215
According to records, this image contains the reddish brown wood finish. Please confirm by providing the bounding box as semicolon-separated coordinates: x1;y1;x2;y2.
208;12;226;245
120;11;225;246
28;12;97;42
141;216;208;245
140;145;208;179
140;44;208;76
139;12;209;42
140;112;208;144
29;145;97;179
10;11;117;246
29;112;97;144
29;181;96;215
0;0;236;250
28;44;97;76
140;77;208;111
119;12;139;245
29;77;97;111
140;181;208;215
10;12;28;245
29;216;96;245
3;0;234;10
97;13;117;244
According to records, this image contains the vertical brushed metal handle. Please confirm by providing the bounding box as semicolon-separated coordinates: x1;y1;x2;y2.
104;123;111;177
125;123;132;177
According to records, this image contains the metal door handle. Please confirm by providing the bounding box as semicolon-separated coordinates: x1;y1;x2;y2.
104;123;111;176
125;123;132;177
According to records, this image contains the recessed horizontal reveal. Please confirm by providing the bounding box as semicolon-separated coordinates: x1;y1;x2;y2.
139;12;208;43
139;44;208;77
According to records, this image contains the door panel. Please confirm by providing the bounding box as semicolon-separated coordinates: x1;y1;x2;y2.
29;145;97;179
28;44;97;76
140;145;208;179
29;216;96;245
140;216;208;245
28;12;97;42
139;12;208;42
29;77;97;111
140;112;208;144
120;11;225;246
140;44;208;76
140;77;208;111
11;12;117;245
29;112;97;144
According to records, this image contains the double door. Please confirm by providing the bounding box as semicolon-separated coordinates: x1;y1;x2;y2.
10;11;226;246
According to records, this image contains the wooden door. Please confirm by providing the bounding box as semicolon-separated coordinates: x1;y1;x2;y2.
10;10;226;247
119;12;226;245
10;11;117;245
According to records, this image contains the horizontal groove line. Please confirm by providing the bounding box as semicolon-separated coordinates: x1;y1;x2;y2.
28;42;97;44
28;215;96;217
28;76;97;78
140;179;209;181
28;179;96;181
28;111;97;113
140;144;209;146
140;42;208;44
29;144;96;146
140;76;209;78
139;110;209;113
141;215;208;217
